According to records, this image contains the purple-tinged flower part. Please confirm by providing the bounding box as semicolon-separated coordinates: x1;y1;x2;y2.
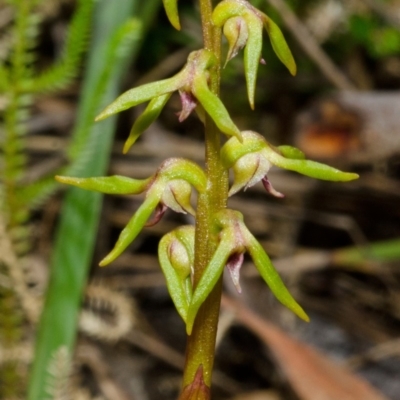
222;131;358;195
145;203;168;227
262;176;284;198
96;49;242;142
226;252;245;293
145;178;195;227
186;208;310;334
178;91;198;122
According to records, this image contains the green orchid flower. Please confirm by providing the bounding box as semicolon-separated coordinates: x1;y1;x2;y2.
212;0;296;109
186;209;309;334
221;131;359;197
56;158;206;266
158;225;195;322
95;49;242;153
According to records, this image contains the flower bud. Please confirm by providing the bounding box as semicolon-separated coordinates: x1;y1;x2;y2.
158;226;195;323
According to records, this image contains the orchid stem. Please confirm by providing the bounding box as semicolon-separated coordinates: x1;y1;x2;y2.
181;0;227;392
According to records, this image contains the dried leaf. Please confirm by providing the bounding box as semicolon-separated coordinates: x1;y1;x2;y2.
222;296;389;400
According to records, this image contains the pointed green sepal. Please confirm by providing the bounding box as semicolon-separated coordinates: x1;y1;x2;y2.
243;229;309;322
99;194;161;266
162;0;181;30
186;230;236;335
264;146;359;181
263;15;296;76
95;72;184;121
123;93;171;153
158;226;195;322
55;175;152;194
212;0;264;109
192;74;242;141
243;16;263;109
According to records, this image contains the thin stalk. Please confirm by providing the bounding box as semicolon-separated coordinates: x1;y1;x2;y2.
181;0;227;390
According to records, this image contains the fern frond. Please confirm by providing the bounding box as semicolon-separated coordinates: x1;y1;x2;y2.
26;0;94;93
18;19;142;208
45;346;73;400
79;283;135;342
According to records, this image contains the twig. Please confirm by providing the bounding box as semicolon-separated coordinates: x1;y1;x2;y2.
264;0;357;90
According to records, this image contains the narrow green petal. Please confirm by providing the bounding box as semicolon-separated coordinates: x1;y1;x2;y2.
186;235;235;335
123;93;171;154
162;0;181;30
55;175;152;194
245;231;309;322
95;72;185;121
192;74;242;141
243;17;263;109
263;147;359;181
263;15;296;76
159;233;191;322
99;195;160;266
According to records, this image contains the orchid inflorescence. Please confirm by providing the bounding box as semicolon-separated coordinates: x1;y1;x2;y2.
57;0;358;336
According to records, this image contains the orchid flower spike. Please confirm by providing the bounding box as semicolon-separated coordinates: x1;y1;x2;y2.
158;225;195;322
56;158;206;266
186;209;309;334
95;49;242;153
212;0;296;109
221;131;359;197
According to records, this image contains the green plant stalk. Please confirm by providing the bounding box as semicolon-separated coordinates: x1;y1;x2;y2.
182;0;227;389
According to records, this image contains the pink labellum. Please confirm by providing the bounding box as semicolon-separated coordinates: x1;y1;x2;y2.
260;58;266;65
226;252;244;293
178;91;198;122
262;176;285;198
145;203;168;227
